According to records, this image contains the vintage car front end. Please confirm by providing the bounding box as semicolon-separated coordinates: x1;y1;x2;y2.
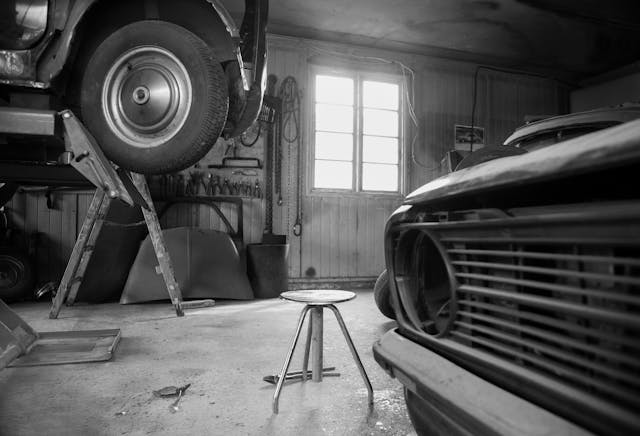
373;119;640;435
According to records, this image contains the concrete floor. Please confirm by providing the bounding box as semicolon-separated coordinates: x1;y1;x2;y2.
0;290;415;435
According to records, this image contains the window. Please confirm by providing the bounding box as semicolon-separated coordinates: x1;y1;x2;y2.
312;70;402;193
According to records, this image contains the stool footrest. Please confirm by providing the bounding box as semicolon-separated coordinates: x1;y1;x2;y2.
263;368;339;385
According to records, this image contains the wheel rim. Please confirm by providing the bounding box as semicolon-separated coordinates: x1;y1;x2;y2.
0;255;23;289
102;46;193;149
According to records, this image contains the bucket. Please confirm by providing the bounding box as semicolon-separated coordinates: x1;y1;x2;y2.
247;243;289;298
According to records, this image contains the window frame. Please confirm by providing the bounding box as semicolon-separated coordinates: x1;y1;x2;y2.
308;65;406;197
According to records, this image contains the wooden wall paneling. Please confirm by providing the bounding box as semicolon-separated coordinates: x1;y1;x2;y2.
59;193;77;282
25;193;42;281
190;202;198;228
222;202;237;234
354;198;368;277
336;196;354;277
45;193;62;282
165;201;178;229
180;203;192;227
207;202;222;232
243;198;264;244
325;197;338;277
25;191;38;245
326;197;340;278
76;192;92;235
344;196;359;277
301;196;317;278
4;192;26;241
198;202;209;229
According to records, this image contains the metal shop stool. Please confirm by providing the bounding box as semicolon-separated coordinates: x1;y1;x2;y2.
272;290;374;413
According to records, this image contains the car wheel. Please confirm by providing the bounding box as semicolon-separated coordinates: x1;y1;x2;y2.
374;269;395;319
81;20;228;174
0;248;35;302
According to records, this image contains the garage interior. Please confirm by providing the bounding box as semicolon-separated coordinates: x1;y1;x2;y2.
1;1;640;435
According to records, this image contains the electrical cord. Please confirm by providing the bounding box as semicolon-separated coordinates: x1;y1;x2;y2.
240;123;262;147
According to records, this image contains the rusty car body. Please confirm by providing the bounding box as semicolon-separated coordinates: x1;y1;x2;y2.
373;108;640;435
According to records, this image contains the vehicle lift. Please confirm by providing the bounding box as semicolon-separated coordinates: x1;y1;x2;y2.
1;108;206;369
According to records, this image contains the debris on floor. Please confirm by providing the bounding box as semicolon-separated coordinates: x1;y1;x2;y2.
153;383;191;398
153;383;191;413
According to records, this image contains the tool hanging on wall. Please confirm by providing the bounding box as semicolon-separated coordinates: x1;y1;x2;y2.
274;88;284;207
279;76;303;237
263;74;280;236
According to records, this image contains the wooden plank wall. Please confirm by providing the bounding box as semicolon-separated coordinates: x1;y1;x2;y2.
266;35;567;280
2;34;567;287
2;190;265;285
4;189;81;284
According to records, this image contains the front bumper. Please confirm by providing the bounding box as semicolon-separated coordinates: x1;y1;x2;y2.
373;330;592;436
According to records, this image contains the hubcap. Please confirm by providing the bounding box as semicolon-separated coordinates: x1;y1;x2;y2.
102;46;192;148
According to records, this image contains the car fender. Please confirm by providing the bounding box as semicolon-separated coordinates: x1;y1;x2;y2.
36;0;243;87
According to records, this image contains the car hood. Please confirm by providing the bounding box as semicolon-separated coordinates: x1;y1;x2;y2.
405;119;640;206
503;104;640;146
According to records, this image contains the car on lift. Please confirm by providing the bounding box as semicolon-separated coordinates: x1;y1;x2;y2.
0;0;268;176
373;105;640;435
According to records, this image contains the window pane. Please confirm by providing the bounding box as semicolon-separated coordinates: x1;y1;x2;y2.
316;132;353;161
315;160;353;189
363;81;399;110
362;163;398;192
363;108;398;137
316;75;354;105
363;136;398;164
316;103;353;133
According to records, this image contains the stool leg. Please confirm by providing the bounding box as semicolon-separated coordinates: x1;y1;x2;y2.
273;305;311;414
310;306;324;382
302;320;312;381
327;304;374;405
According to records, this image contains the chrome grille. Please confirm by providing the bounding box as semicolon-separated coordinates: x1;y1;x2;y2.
446;239;640;409
389;203;640;433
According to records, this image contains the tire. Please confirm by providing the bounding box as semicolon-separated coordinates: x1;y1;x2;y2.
81;21;228;174
374;269;395;319
0;248;35;302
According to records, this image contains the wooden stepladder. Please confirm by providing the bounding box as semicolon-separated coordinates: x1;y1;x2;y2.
49;111;185;318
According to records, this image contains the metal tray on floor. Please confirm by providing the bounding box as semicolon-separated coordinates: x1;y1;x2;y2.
8;329;121;367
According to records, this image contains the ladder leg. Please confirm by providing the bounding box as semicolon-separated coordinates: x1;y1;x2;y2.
50;189;107;319
65;191;112;306
130;173;184;317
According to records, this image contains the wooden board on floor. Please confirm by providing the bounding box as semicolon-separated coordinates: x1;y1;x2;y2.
8;329;121;367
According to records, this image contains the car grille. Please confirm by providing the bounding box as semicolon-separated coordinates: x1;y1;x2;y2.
389;202;640;434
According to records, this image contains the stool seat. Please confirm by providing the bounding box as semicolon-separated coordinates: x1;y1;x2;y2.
280;290;356;305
